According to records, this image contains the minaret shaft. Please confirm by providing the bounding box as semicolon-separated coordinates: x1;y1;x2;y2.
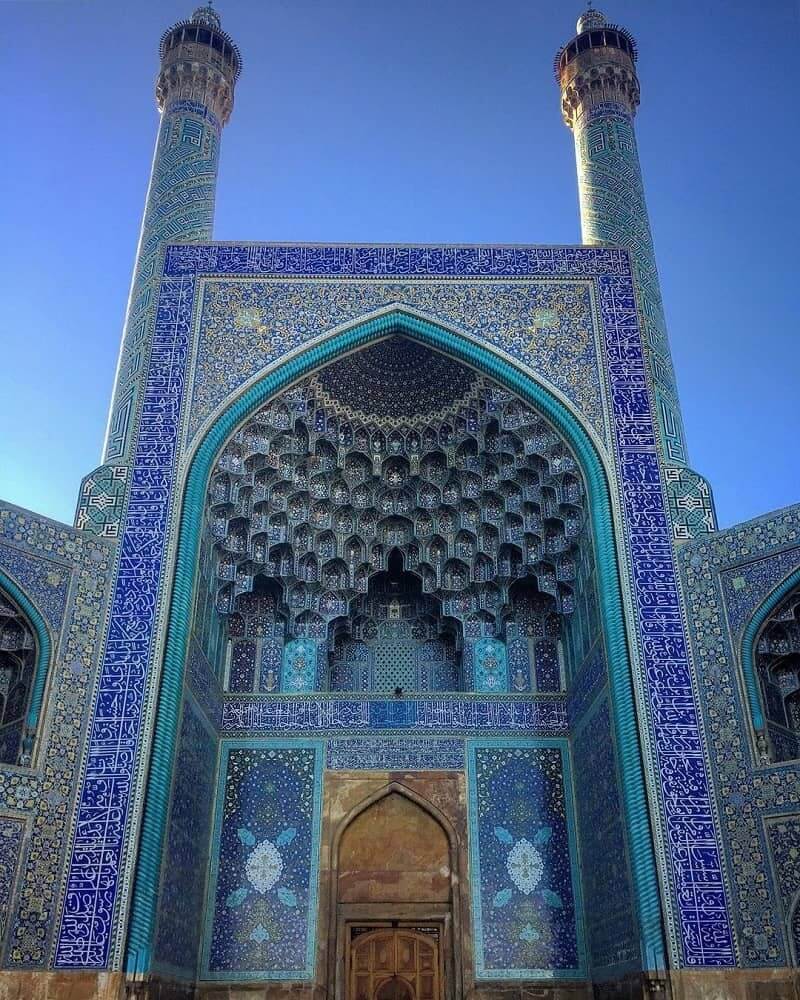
103;7;240;462
558;14;687;466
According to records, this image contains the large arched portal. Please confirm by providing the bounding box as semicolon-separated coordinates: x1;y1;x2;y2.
132;313;662;995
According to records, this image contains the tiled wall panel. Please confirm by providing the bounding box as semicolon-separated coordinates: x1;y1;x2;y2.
202;740;323;980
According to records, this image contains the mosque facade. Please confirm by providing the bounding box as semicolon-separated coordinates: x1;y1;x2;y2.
1;6;799;999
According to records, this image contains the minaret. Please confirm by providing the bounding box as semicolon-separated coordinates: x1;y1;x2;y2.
103;5;241;461
556;9;687;467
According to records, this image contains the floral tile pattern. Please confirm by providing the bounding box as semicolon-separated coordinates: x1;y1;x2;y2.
189;278;604;444
202;741;323;980
467;740;584;978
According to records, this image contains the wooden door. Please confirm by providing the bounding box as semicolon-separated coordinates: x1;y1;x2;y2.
348;926;441;1000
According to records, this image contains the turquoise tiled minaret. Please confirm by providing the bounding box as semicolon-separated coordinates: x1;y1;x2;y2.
103;5;241;461
556;9;687;468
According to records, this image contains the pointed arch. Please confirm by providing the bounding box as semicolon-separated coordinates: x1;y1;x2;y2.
124;307;664;974
0;568;52;758
329;780;463;998
332;779;460;864
742;566;800;735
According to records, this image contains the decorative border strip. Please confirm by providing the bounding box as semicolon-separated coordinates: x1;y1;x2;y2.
55;275;194;967
597;273;734;965
221;697;568;734
164;243;632;279
52;244;732;973
326;737;465;770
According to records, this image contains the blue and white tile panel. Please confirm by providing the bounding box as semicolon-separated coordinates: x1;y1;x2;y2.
598;273;734;964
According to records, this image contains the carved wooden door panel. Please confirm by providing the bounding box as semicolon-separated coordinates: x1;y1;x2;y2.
348;927;440;1000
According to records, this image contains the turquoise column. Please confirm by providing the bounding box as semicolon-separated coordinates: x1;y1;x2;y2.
103;6;241;461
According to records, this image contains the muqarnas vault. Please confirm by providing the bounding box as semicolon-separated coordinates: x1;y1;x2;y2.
1;5;799;1000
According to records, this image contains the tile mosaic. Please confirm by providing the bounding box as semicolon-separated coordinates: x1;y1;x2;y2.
0;507;111;968
467;739;584;978
153;699;217;979
679;507;800;966
326;737;464;770
53;244;736;971
572;697;638;973
202;741;323;980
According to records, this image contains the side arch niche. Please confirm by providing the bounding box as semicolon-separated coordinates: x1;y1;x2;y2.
751;583;800;762
0;575;49;766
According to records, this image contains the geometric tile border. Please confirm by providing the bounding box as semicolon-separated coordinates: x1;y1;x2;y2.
53;244;734;969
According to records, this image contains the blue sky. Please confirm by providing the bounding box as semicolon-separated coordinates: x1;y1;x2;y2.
1;0;797;528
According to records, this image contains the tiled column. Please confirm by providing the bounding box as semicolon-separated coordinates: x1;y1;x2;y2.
556;10;687;469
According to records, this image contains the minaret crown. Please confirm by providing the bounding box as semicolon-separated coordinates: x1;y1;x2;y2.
156;5;242;124
555;9;639;127
191;5;222;29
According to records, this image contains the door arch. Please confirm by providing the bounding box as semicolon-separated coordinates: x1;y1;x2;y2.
124;306;664;976
376;978;415;1000
332;782;456;1000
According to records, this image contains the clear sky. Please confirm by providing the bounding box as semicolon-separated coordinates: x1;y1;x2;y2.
1;0;797;529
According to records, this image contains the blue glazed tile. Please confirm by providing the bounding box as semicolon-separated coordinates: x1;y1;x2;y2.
202;741;323;980
326;738;464;770
467;740;585;978
54;244;736;969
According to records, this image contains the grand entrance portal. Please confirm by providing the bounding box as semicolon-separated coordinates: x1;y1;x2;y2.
347;925;442;1000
